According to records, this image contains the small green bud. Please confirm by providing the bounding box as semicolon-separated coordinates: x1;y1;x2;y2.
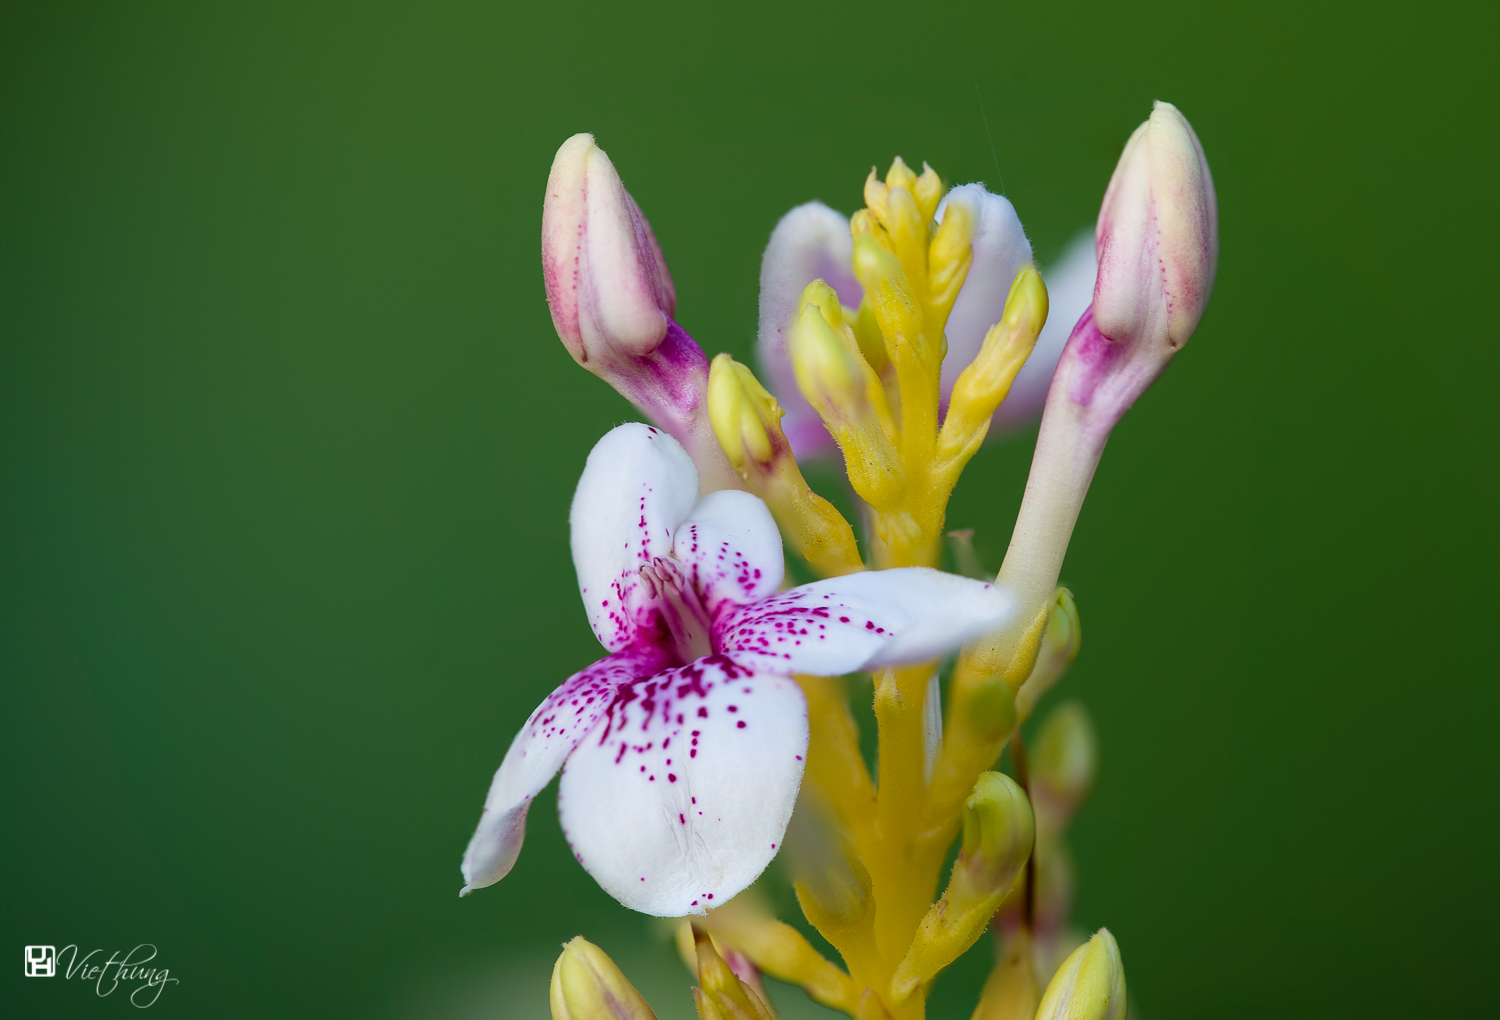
1034;928;1126;1020
1015;588;1081;722
1031;701;1098;832
890;773;1035;999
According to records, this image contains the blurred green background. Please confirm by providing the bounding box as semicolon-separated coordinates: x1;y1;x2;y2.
2;1;1494;1016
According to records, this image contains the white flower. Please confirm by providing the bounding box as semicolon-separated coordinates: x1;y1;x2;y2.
461;423;1013;915
756;191;1097;459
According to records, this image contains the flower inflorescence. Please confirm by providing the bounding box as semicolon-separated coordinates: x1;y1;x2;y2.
462;100;1217;1020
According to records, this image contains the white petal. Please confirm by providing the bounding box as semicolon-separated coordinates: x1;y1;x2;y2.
673;490;785;623
459;645;673;895
716;567;1013;675
993;230;1098;430
558;658;808;916
937;185;1034;402
756;202;860;459
571;423;700;652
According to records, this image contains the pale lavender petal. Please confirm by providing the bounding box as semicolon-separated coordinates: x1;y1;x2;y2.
937;184;1034;402
459;644;675;895
756;202;860;459
571;423;699;653
673;490;785;624
993;230;1098;431
558;658;808;916
715;567;1014;676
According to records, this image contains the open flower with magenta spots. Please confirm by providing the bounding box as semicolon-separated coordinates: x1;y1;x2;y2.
460;422;1013;916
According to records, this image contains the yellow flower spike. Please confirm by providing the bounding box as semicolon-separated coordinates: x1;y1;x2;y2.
1014;588;1081;723
890;772;1036;1001
913;162;944;227
550;936;659;1020
697;893;861;1015
927;200;976;332
1033;929;1126;1020
1030;701;1098;833
936;266;1049;484
970;929;1040;1020
707;355;863;577
692;926;778;1020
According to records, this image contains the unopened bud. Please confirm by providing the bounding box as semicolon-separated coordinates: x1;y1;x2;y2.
852;235;922;345
1094;101;1217;356
891;772;1035;999
1031;701;1098;829
939;266;1048;473
958;771;1036;890
551;936;658;1020
543;134;675;364
1015;588;1081;721
1034;928;1126;1020
912;162;944;226
970;929;1039;1020
540;133;740;493
789;294;865;419
709;355;778;471
691;927;776;1020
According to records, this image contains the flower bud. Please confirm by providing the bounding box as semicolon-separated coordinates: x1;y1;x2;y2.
1093;101;1217;357
789;293;865;419
708;355;776;471
691;927;776;1020
707;355;864;576
540;134;740;492
543;133;676;364
1030;701;1098;830
550;936;658;1020
1033;928;1126;1020
938;266;1049;475
891;772;1035;999
1014;588;1082;722
970;929;1040;1020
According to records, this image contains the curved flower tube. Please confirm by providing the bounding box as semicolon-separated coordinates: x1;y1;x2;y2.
756;189;1096;459
461;423;1014;916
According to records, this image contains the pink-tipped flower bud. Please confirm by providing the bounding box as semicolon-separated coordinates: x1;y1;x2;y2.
540;134;739;493
1092;101;1218;360
543;133;677;364
1049;102;1218;441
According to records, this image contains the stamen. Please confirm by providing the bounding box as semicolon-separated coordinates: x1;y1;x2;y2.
638;557;713;662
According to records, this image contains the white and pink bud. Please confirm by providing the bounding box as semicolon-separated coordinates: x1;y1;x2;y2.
986;102;1219;657
543;133;678;364
541;134;739;492
1051;101;1218;440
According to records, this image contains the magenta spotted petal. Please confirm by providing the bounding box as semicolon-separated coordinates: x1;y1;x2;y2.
460;423;1015;915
